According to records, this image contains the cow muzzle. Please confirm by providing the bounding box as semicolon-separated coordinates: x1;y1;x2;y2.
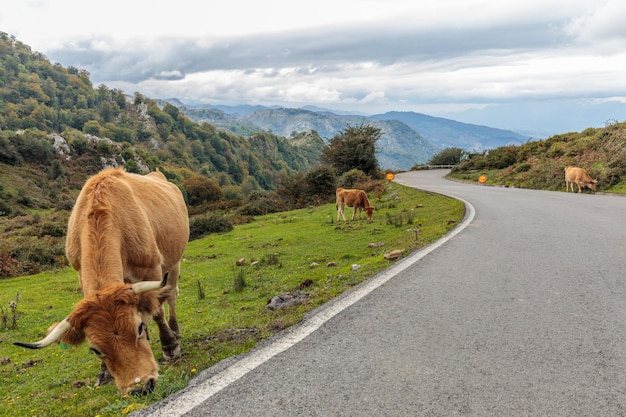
128;377;156;395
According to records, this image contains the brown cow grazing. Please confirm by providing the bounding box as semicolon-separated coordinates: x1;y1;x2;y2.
565;166;598;193
336;187;375;222
14;168;189;395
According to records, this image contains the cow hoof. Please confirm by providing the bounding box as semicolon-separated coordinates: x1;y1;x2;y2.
162;345;182;361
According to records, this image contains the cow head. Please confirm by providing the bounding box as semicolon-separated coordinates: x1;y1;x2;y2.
365;206;375;222
14;278;168;395
587;179;598;192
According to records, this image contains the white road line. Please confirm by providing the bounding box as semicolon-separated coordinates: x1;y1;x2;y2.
145;194;475;417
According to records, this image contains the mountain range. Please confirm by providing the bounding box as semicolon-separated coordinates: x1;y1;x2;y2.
160;99;528;170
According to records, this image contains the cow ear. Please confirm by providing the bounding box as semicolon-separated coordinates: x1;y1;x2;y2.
155;285;175;305
61;327;86;346
137;293;160;315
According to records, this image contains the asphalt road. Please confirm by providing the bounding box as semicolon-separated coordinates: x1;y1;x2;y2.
134;169;626;416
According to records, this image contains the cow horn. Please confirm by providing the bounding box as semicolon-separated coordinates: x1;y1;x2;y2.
14;318;72;349
131;273;169;294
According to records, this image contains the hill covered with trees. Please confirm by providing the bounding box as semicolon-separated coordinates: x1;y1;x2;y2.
1;33;373;277
0;32;320;185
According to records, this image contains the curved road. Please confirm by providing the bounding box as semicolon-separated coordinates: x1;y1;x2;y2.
135;169;626;416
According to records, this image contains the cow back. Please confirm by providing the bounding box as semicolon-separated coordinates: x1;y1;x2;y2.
66;168;189;294
336;188;371;208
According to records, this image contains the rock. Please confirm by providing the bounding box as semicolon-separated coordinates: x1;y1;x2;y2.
236;257;246;266
299;279;314;289
367;242;385;248
384;249;405;260
310;262;319;268
265;292;309;311
327;261;337;267
351;264;361;271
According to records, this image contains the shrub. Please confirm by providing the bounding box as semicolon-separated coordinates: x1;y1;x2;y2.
233;268;246;292
238;192;286;216
0;200;12;216
485;146;518;169
338;169;369;188
516;161;532;172
189;214;233;240
183;176;223;206
223;185;245;202
304;165;336;204
0;251;20;278
12;237;66;273
38;222;66;237
428;147;466;165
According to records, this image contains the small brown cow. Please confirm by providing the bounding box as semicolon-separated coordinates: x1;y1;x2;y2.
336;187;375;222
565;166;598;193
15;168;189;395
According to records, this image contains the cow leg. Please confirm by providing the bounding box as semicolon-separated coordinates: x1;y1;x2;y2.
338;203;346;221
166;285;180;339
351;206;357;221
154;306;181;361
165;265;181;338
152;266;181;360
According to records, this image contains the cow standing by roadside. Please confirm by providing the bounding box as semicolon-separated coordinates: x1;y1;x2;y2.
336;187;375;222
14;168;189;395
565;166;598;193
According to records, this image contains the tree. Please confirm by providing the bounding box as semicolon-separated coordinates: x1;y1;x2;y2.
83;120;102;136
428;147;466;166
304;165;336;203
321;124;381;177
182;176;223;206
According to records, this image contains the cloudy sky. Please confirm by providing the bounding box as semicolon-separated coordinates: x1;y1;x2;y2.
4;0;626;137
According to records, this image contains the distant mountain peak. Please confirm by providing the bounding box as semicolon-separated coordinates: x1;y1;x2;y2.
164;99;528;170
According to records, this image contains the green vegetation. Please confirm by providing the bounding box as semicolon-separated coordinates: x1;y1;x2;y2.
425;146;467;166
321;124;381;177
0;32;381;279
447;121;626;193
0;31;320;196
0;182;464;417
7;26;626;417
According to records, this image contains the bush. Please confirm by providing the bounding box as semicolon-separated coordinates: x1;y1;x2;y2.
12;237;66;274
189;214;233;240
304;165;336;204
338;169;369;188
183;176;224;206
237;193;286;216
428;147;466;165
516;161;532;172
38;222;66;237
0;251;20;278
485;146;518;169
0;200;12;216
223;185;245;202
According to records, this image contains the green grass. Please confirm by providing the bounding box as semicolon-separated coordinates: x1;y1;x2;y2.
0;182;464;417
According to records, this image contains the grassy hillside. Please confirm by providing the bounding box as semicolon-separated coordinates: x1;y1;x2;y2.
448;121;626;193
0;182;464;417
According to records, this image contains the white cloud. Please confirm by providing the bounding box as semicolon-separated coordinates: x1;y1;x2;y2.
564;0;626;45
